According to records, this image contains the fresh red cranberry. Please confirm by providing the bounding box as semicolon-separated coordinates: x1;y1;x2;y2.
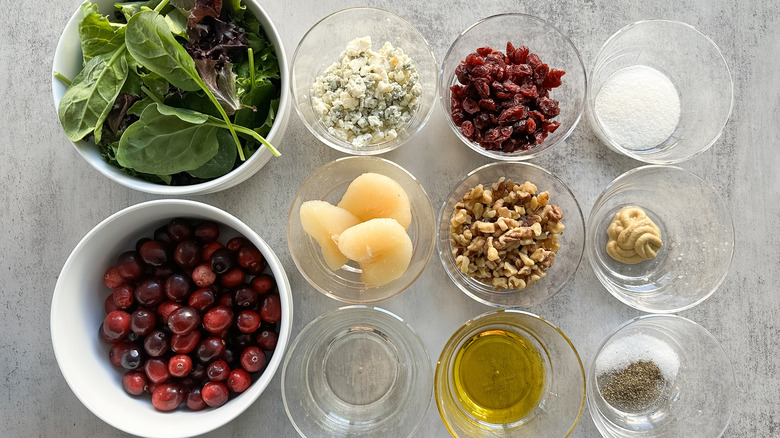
104;267;124;289
250;275;275;295
171;330;201;354
190;362;207;381
112;284;134;310
168;354;193;378
104;295;119;313
130;308;156;335
238;245;265;275
232;285;258;309
109;342;132;367
237;311;261;334
201;381;229;408
207;360;230;381
201;242;224;262
195;221;220;243
203;306;233;333
146;381;160;395
145;358;170;384
196;337;226;363
220;268;245;288
260;295;282;323
218;294;233;308
164;273;192;302
167;218;192;244
135;278;164;307
103;311;132;342
120;345;144;370
152;383;183;411
231;333;256;351
227;368;251;393
98;323;119;344
174;241;201;269
116;251;143;281
139;240;167;267
167;306;200;335
209;248;234;275
240;346;266;373
226;237;248;252
157;301;182;322
192;263;216;288
188;287;216;313
122;370;148;396
185;387;208;411
144;330;170;357
257;330;278;351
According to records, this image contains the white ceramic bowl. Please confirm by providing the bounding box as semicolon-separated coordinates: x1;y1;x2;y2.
50;200;293;438
51;0;290;195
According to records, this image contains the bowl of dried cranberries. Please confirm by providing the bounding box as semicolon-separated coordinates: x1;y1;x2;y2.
440;14;587;161
51;199;292;437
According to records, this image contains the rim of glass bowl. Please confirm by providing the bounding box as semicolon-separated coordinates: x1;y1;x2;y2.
586;313;736;438
50;0;289;195
584;164;735;313
281;305;432;438
585;20;734;164
435;308;585;437
438;13;587;161
437;161;585;308
291;7;439;155
286;156;436;303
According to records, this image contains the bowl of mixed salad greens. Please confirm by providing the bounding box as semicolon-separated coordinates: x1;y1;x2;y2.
52;0;289;195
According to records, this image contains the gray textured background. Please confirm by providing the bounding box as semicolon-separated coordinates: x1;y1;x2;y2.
2;0;778;436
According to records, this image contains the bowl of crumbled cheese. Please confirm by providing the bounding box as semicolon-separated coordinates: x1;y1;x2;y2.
291;7;438;155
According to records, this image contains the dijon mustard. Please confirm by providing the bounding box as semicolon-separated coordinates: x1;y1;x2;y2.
606;207;663;264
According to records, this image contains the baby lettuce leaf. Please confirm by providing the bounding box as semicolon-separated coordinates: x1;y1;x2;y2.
58;47;129;142
165;8;189;38
195;59;241;115
187;129;237;178
117;103;219;174
114;2;148;22
79;2;126;62
125;10;201;92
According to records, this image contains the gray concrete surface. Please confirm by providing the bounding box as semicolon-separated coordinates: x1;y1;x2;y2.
1;0;778;436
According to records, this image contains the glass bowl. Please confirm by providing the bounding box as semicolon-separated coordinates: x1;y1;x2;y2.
50;200;293;437
438;162;584;308
51;0;290;195
439;13;587;161
287;156;435;303
585;20;733;164
587;314;736;437
586;165;734;313
291;7;438;155
435;309;585;437
282;306;432;438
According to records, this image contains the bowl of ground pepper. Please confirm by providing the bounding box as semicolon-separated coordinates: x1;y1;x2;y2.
587;314;736;437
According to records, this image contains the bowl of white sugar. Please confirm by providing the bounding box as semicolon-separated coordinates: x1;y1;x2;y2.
585;20;733;164
291;8;438;155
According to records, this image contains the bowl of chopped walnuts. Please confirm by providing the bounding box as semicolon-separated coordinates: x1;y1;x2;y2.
291;7;439;155
437;162;584;307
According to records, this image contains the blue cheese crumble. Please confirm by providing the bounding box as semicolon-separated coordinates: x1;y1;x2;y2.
311;36;422;147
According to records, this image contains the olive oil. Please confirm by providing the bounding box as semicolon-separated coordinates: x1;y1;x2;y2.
452;329;546;424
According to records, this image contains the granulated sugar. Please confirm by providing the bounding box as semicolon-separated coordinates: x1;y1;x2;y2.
594;65;681;151
595;333;680;380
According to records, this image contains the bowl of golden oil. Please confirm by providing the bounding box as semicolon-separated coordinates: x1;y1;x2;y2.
435;310;585;437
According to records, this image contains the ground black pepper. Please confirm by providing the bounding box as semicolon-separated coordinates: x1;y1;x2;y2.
598;360;665;412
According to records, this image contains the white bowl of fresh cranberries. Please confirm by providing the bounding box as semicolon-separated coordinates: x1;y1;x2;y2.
51;199;292;437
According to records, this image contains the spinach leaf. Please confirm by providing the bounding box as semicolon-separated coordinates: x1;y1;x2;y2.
234;79;275;131
58;48;129;142
188;129;237;178
79;2;126;62
114;2;148;21
140;70;170;97
125;10;201;91
117;103;219;174
164;8;189;38
127;96;154;116
126;10;247;160
224;0;245;20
